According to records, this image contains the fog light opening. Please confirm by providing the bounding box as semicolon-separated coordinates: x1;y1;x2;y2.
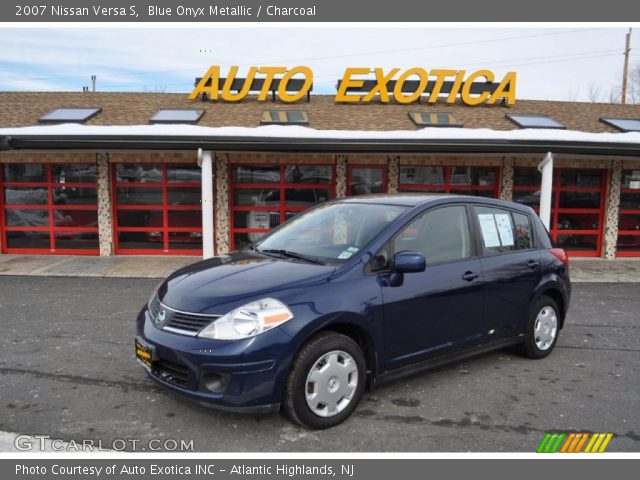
200;372;229;393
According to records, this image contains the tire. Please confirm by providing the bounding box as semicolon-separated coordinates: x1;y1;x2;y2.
521;295;561;359
283;331;366;429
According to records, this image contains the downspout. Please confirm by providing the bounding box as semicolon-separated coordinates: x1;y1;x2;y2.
197;149;215;259
537;152;554;231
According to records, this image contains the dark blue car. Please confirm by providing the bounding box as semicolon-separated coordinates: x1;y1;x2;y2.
136;194;571;429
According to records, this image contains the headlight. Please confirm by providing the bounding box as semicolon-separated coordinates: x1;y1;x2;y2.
198;298;293;340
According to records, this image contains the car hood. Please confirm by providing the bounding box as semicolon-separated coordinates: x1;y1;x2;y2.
157;251;336;314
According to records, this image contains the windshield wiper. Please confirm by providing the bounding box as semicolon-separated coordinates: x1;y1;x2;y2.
257;248;325;265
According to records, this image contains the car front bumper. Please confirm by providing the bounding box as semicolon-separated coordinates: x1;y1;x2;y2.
135;306;293;413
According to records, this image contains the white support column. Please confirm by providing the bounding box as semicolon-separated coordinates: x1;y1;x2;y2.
198;149;215;259
537;152;554;230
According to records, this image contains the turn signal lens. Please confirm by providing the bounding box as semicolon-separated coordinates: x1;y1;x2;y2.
198;298;293;341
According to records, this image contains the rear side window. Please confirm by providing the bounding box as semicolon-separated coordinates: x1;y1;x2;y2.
474;206;532;254
393;205;472;265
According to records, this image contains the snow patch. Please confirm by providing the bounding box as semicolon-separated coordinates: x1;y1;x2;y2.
1;123;640;146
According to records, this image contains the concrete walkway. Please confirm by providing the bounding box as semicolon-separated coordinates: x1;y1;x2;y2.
0;254;195;279
0;254;639;282
569;258;640;283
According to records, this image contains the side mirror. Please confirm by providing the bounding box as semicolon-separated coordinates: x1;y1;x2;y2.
392;251;426;273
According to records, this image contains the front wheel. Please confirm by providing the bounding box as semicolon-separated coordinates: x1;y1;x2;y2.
283;331;366;429
521;295;560;359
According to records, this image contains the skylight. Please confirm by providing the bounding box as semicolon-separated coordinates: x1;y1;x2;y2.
150;109;205;125
600;118;640;132
506;114;565;129
38;108;101;124
261;110;309;125
409;112;463;128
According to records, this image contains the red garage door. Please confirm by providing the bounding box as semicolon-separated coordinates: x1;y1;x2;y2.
398;165;500;197
617;169;640;257
230;164;334;250
112;163;212;255
513;167;607;257
0;163;99;254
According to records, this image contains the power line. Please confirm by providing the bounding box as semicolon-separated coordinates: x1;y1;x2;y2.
286;49;624;85
0;27;602;84
37;50;623;92
227;28;603;66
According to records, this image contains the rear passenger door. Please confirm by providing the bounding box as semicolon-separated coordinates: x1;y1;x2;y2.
472;205;542;339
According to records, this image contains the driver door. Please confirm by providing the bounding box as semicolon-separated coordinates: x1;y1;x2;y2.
380;205;486;371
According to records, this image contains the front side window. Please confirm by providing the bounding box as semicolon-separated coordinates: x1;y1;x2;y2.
393;205;471;265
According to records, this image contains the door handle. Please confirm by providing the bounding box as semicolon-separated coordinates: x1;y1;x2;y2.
527;260;540;269
461;271;479;282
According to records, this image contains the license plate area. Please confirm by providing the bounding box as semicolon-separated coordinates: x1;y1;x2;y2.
135;337;154;369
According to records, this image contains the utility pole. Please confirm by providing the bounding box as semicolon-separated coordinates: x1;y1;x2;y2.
621;28;632;104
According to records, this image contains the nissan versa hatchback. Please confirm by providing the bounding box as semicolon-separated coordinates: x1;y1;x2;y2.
135;194;571;429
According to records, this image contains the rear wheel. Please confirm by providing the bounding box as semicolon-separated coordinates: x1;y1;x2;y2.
521;295;560;359
283;332;366;429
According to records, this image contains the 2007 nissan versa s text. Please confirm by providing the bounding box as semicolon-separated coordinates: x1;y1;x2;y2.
135;194;571;429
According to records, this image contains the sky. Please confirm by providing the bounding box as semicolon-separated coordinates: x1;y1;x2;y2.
0;27;638;102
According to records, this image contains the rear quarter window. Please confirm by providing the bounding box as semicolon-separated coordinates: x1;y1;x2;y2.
512;211;533;250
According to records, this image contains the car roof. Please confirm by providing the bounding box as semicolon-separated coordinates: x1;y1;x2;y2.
338;193;534;213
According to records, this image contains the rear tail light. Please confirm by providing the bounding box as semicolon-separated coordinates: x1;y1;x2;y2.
549;248;569;267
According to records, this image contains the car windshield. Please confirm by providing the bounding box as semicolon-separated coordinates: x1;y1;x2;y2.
254;202;408;262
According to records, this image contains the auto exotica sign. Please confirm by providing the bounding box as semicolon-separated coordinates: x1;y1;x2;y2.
189;66;517;105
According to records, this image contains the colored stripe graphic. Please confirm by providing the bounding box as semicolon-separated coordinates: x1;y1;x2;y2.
537;433;566;453
538;433;613;453
536;433;552;453
574;433;590;452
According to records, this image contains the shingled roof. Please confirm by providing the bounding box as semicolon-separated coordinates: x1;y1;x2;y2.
1;91;640;133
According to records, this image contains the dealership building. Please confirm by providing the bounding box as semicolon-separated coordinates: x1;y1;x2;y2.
1;88;640;259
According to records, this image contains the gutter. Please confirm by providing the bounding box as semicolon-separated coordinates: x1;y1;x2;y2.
2;134;640;157
0;136;12;151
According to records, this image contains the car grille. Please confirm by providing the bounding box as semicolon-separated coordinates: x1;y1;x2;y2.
148;294;220;336
152;358;189;388
166;311;217;333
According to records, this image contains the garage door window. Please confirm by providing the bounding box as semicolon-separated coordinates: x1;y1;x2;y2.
348;165;387;196
230;164;334;250
399;165;500;198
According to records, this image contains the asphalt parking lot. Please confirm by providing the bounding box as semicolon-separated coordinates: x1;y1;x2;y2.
0;277;639;452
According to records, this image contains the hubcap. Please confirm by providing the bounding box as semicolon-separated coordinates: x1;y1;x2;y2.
534;306;558;351
305;350;358;418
